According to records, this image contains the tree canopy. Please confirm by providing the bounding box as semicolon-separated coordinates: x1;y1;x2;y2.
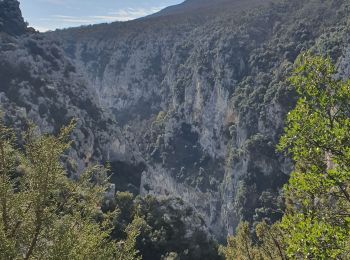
221;54;350;259
0;120;141;259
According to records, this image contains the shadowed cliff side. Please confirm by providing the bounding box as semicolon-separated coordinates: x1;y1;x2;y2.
0;0;28;35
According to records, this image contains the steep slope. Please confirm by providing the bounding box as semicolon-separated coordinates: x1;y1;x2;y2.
2;0;350;243
0;0;142;192
0;3;222;258
0;0;27;35
48;0;350;240
151;0;270;18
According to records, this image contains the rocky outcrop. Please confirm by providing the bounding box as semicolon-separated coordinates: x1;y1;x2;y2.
0;14;141;188
0;0;27;36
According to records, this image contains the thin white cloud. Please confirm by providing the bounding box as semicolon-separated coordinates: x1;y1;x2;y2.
39;0;66;5
107;7;164;21
50;15;93;23
41;7;163;25
33;26;51;32
31;6;164;31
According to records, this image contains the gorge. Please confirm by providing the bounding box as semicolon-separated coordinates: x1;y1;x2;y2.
1;0;350;249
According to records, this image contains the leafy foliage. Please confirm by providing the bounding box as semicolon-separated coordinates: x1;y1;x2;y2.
108;192;222;260
222;54;350;259
219;221;286;260
0;120;140;259
278;54;350;259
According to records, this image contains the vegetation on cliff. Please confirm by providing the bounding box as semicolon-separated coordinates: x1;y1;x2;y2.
107;192;221;260
1;0;350;258
221;54;350;259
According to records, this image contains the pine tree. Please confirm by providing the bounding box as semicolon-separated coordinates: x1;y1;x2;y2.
0;119;141;259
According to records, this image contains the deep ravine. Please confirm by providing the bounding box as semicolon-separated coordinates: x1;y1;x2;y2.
1;0;350;242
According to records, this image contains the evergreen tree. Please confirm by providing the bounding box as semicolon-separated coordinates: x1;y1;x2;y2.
0;119;141;259
222;54;350;259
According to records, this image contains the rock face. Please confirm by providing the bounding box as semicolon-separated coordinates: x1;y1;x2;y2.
0;0;27;35
1;0;350;241
0;1;142;190
49;0;350;240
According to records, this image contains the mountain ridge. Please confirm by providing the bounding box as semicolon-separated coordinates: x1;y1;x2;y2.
149;0;272;18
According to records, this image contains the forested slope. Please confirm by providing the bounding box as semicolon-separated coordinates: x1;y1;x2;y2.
50;0;350;239
1;0;350;248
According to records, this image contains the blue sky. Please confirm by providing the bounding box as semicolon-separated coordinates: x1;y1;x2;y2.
19;0;183;32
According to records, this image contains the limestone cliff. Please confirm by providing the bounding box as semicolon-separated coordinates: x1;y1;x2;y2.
48;0;350;239
1;0;350;241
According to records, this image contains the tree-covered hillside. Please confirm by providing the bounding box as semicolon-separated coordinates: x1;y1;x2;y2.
49;0;350;240
1;0;350;258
